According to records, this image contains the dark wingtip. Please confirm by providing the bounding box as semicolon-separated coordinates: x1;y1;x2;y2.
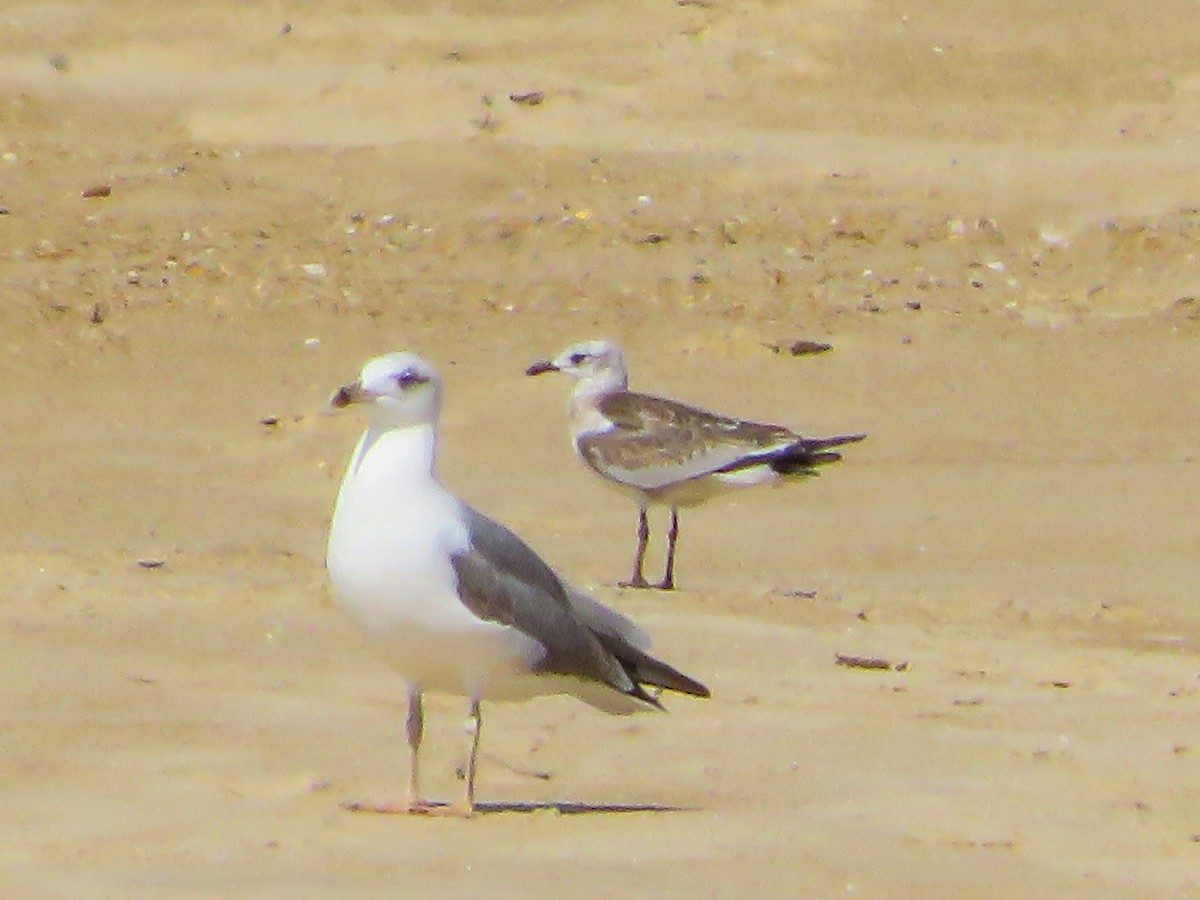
685;680;712;700
805;432;866;452
769;448;845;475
525;359;557;376
597;631;710;702
636;675;709;706
636;655;710;700
633;685;667;710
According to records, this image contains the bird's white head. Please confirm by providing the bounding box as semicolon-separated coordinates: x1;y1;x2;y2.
526;340;629;394
331;352;442;429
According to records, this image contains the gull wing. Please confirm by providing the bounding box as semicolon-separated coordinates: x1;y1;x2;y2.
580;392;798;491
450;505;707;701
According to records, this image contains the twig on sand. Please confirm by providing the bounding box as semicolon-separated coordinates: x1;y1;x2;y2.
835;653;908;672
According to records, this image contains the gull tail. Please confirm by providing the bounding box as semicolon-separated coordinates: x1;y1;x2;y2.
769;432;866;476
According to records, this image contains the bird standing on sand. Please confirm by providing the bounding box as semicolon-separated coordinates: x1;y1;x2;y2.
326;351;709;816
527;340;865;590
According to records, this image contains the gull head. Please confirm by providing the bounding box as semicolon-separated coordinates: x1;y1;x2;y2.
526;340;629;393
331;352;442;428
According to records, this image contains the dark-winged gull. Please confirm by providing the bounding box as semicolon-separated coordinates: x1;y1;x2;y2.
326;351;709;816
526;340;865;590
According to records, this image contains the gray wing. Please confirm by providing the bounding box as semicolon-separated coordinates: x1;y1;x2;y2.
564;587;651;651
451;504;707;701
450;504;652;700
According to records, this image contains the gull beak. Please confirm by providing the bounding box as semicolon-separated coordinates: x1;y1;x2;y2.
525;359;558;376
331;380;368;408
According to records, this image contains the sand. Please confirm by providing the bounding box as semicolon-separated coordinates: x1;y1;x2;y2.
1;0;1198;896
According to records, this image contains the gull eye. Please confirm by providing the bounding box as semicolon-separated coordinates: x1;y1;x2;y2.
569;353;587;365
393;369;424;388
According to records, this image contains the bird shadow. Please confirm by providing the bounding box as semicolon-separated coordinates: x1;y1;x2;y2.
475;799;687;816
342;799;687;817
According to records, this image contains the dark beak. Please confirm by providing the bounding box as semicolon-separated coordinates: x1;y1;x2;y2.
331;381;367;408
525;360;558;376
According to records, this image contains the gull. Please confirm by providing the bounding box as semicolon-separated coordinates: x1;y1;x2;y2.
325;351;709;817
527;340;865;590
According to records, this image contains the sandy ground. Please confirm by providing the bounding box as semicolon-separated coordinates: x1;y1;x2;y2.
2;0;1199;896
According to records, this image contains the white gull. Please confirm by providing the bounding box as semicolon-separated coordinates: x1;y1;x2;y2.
326;351;709;816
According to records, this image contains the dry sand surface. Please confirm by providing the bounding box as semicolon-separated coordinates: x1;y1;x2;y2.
2;0;1199;896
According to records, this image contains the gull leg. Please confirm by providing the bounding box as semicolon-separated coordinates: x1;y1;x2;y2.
343;684;436;814
449;698;482;817
410;696;480;817
655;509;680;590
619;508;652;589
403;685;427;811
